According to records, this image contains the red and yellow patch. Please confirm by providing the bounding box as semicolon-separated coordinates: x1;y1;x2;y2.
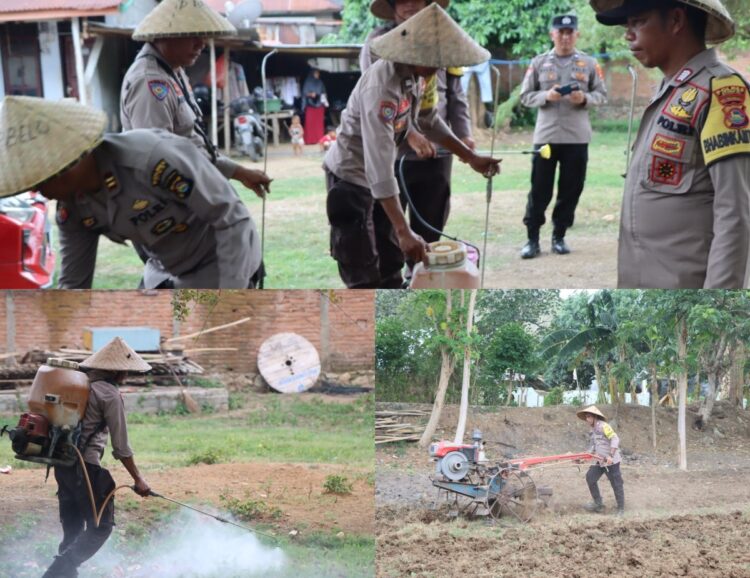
701;75;750;166
148;80;170;101
651;156;683;186
651;134;687;159
379;100;397;123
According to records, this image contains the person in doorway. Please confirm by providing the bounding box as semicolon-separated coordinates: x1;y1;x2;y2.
323;4;500;289
121;0;271;198
590;0;750;288
577;405;625;516
360;0;473;278
42;337;152;578
0;96;263;289
302;68;328;145
519;14;608;259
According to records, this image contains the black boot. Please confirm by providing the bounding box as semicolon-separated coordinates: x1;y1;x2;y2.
521;239;541;259
42;556;79;578
551;236;570;255
583;501;605;513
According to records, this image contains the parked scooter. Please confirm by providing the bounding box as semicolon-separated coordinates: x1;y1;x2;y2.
230;96;264;162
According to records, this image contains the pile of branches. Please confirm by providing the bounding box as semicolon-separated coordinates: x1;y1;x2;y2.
376;409;429;445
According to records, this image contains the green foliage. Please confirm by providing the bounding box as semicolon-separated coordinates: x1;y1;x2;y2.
186;448;224;466
228;392;245;411
171;289;220;322
219;491;282;521
544;386;565;406
189;376;225;389
323;474;354;495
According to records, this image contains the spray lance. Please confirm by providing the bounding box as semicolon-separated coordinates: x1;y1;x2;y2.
258;48;279;290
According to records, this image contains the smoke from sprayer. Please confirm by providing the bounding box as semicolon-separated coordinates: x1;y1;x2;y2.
84;509;286;577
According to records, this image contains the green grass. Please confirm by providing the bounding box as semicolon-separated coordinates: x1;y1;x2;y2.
0;393;374;471
49;131;631;288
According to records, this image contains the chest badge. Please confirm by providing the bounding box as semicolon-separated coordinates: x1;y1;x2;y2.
82;217;97;229
148;80;170;101
132;199;150;211
103;173;118;191
669;87;699;120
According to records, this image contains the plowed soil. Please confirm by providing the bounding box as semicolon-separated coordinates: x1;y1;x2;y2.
376;402;750;577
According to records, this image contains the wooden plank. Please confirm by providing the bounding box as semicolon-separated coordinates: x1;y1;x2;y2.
164;317;252;343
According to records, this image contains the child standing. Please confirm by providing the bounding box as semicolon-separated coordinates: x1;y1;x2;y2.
577;405;625;515
288;115;305;156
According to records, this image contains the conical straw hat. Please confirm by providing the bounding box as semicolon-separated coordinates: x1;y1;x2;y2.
577;405;607;421
370;4;490;68
590;0;734;44
133;0;237;41
0;96;106;199
80;337;152;372
370;0;449;21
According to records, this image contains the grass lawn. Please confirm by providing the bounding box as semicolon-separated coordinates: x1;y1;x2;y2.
51;130;631;289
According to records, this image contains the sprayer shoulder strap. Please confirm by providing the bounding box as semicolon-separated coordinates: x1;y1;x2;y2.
77;420;107;453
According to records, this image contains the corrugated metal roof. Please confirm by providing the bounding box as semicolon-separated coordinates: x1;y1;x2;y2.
0;0;121;13
259;0;342;14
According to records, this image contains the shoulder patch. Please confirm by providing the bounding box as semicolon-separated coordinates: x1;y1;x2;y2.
148;80;170;101
602;423;616;440
701;75;750;167
446;67;464;77
379;100;397;123
56;205;69;226
420;74;439;111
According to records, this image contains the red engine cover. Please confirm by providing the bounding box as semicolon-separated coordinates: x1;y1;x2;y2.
17;413;50;437
430;440;473;458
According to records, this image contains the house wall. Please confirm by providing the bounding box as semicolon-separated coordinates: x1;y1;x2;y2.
0;44;4;94
37;21;64;100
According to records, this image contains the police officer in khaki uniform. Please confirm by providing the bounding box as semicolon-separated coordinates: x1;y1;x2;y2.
323;4;500;288
520;14;608;258
577;405;625;516
591;0;750;288
360;0;473;266
121;0;270;197
0;96;262;289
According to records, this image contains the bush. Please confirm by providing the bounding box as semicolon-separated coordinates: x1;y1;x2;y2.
323;474;354;495
219;491;282;521
186;449;224;466
544;386;565;406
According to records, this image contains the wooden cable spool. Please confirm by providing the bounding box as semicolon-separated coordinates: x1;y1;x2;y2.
257;333;321;394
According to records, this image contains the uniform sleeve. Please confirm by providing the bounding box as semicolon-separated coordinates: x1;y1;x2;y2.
446;71;472;140
121;73;179;133
359;41;374;72
602;422;619;450
102;388;134;460
360;88;400;199
148;137;254;287
417;74;454;143
705;157;750;288
584;60;608;107
215;153;240;180
56;205;99;289
520;59;547;109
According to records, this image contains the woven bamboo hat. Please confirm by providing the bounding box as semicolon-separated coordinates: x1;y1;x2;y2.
133;0;237;41
370;0;449;21
590;0;735;44
0;96;106;199
370;4;489;68
80;337;152;372
577;405;607;421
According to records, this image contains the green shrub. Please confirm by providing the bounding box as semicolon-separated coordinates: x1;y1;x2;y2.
323;474;354;495
219;491;282;521
186;449;224;466
544;386;564;406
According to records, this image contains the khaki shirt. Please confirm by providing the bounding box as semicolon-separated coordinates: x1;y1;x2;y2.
56;130;260;289
80;377;133;466
323;59;453;199
520;49;608;144
360;25;472;159
619;49;750;289
588;420;621;465
120;43;238;179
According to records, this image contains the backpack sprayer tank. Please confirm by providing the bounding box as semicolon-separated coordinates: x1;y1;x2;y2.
1;359;89;467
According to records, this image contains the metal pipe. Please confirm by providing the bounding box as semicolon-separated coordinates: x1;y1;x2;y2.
259;49;278;290
223;45;231;156
209;39;218;146
481;65;505;288
71;18;87;105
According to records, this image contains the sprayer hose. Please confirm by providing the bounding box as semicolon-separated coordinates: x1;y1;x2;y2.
73;446;132;528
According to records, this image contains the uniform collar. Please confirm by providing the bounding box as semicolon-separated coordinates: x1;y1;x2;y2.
668;48;718;88
548;48;580;60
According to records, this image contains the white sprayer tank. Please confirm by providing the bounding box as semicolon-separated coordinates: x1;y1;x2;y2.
410;241;481;289
27;359;89;428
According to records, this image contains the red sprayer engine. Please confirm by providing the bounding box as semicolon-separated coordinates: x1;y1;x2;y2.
1;359;90;467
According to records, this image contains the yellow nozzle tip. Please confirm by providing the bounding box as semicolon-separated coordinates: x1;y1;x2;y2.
539;145;552;160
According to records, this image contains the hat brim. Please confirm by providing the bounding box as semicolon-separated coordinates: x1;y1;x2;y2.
370;0;450;21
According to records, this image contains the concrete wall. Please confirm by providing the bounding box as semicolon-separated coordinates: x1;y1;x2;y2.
0;42;5;95
38;21;64;100
514;387;650;408
0;290;375;374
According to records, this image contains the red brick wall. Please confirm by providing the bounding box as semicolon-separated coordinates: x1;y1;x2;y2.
0;290;374;373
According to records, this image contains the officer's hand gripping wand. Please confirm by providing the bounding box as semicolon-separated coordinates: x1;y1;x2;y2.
481;65;504;288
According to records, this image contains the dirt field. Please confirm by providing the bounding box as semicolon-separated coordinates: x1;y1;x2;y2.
376;402;750;577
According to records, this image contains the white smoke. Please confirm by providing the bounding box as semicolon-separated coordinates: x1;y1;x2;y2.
84;509;286;577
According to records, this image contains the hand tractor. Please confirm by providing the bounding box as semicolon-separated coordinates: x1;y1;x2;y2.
429;429;596;522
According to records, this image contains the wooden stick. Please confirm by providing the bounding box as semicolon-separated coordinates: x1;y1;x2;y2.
163;317;252;343
0;352;20;360
182;348;239;353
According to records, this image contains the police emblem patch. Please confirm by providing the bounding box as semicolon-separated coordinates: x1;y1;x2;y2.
715;83;749;129
379;101;397;123
651;156;683;186
173;223;188;233
164;170;194;200
701;75;750;166
669;87;699;120
82;217;97;229
56;206;69;226
132;200;150;211
675;68;693;83
151;159;169;186
148;80;170;101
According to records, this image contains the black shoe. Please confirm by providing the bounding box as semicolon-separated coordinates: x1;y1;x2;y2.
520;240;541;259
583;501;605;513
615;508;625;517
551;237;570;255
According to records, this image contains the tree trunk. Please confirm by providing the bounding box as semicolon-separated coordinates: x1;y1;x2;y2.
594;362;606;405
697;372;718;430
419;291;455;448
607;361;617;405
728;342;745;409
650;362;658;450
455;289;477;444
677;317;688;471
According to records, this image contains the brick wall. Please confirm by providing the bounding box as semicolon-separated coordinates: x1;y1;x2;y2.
0;290;374;373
